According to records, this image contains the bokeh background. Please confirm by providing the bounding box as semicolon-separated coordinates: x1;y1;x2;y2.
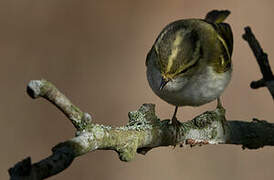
1;0;273;179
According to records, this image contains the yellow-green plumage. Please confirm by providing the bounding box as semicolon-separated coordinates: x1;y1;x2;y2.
147;15;233;78
146;10;233;107
209;21;233;73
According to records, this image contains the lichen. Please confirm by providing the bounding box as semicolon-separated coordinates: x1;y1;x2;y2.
27;80;43;98
116;104;159;131
192;111;217;129
92;125;106;139
117;141;138;162
210;127;218;139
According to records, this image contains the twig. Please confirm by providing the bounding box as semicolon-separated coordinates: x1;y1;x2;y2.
243;26;274;99
9;80;274;180
26;80;92;130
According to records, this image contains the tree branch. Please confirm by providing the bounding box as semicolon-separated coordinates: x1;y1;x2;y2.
9;79;274;180
243;27;274;99
26;80;92;130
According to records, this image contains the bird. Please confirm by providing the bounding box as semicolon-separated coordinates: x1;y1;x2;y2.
146;10;233;142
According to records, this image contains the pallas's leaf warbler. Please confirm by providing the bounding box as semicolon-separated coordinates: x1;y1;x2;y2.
146;10;233;141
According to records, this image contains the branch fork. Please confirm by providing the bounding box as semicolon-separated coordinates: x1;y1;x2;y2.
243;27;274;99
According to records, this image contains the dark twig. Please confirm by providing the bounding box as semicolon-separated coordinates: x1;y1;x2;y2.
243;26;274;99
9;146;75;180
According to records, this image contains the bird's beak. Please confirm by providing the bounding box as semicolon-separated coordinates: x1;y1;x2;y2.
159;77;169;91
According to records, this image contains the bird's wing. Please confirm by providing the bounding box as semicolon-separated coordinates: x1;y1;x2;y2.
205;10;233;57
213;22;233;57
205;10;230;24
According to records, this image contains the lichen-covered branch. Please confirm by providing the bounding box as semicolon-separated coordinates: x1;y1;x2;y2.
27;79;92;130
9;79;274;180
243;27;274;99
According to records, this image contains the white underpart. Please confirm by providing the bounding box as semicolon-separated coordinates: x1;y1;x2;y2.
147;64;231;106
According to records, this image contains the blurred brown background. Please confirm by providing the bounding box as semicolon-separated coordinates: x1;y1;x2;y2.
1;0;273;179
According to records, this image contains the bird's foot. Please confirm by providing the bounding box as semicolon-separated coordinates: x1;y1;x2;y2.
216;97;226;115
216;97;227;133
217;97;224;110
171;116;181;147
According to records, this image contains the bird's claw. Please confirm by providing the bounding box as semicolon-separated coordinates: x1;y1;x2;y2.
171;116;181;147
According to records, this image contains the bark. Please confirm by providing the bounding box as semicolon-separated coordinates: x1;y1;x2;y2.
9;79;274;180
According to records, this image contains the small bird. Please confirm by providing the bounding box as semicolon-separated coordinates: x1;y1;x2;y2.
146;10;233;141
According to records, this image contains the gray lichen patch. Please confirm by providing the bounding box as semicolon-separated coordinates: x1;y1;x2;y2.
128;104;158;123
82;113;92;123
210;127;218;139
117;104;160;131
27;80;44;98
181;108;227;145
123;118;153;131
91;125;106;139
192;109;224;129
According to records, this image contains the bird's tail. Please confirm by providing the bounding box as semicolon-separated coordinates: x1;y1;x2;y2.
205;10;230;23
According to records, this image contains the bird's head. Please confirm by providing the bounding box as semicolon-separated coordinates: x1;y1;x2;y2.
151;22;203;90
